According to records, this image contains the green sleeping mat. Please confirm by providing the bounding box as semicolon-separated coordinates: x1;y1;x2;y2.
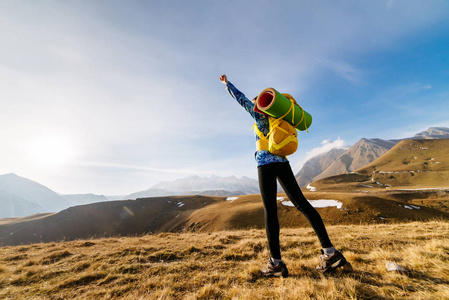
255;88;312;131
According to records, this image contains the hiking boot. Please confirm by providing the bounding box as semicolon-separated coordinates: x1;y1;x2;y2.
261;258;289;278
316;250;352;274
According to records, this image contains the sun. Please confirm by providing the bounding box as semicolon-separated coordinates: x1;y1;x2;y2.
26;133;76;165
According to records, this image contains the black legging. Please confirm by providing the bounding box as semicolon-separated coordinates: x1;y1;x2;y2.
258;162;333;259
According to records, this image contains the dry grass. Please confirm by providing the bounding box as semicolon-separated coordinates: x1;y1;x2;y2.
1;220;449;299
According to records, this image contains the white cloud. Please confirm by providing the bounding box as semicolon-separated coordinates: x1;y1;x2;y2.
295;138;348;170
308;138;348;159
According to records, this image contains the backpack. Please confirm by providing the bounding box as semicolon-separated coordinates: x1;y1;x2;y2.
252;116;298;156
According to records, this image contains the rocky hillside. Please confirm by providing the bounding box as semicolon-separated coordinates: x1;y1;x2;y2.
315;138;397;179
296;148;346;187
297;127;449;186
358;139;449;188
311;139;449;191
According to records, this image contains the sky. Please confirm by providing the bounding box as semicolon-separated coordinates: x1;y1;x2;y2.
1;0;449;195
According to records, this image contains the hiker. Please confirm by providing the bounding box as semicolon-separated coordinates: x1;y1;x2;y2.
219;74;351;277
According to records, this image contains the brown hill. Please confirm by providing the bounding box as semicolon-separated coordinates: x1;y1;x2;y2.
309;139;449;216
2;190;448;246
184;192;449;231
297;127;449;187
356;139;449;189
0;196;223;246
312;139;449;190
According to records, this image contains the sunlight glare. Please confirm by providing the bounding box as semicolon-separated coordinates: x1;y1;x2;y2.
26;133;76;165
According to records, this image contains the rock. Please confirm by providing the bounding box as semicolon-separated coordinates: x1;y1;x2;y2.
386;261;409;273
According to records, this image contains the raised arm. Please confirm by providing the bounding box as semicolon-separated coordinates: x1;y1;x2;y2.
220;74;259;119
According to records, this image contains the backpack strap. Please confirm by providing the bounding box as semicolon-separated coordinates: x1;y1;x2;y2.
282;93;309;133
251;123;269;151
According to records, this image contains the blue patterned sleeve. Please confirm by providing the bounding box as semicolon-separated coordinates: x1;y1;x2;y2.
226;81;259;120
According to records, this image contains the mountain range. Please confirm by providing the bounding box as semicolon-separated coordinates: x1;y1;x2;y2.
127;175;260;199
2;132;449;246
0;174;259;218
295;127;449;186
312;138;449;191
1;127;448;219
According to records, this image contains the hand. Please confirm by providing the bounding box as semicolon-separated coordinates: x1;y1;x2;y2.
219;74;228;84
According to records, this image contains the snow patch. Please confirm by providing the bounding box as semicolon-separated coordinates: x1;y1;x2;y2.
359;184;373;188
177;202;185;207
226;197;238;202
306;184;316;192
278;198;343;209
371;179;384;185
404;205;421;210
394;188;449;191
309;199;343;209
277;197;294;206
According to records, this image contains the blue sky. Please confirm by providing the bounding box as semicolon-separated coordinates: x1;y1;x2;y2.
1;0;449;195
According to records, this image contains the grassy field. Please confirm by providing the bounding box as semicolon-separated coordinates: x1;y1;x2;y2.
1;220;448;299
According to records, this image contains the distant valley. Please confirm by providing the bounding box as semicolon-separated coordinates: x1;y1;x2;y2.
2;136;449;246
1;127;449;246
1;127;447;219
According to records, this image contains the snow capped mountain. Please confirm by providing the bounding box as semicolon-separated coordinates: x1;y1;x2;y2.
127;175;260;199
153;175;258;193
413;127;449;139
0;173;73;218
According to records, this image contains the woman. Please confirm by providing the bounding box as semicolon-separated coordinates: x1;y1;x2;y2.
220;74;351;277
